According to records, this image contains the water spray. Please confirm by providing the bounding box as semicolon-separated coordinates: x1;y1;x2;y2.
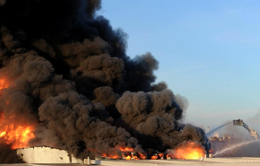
206;122;232;137
214;140;260;157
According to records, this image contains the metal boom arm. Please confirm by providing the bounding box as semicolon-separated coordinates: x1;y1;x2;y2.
233;119;259;140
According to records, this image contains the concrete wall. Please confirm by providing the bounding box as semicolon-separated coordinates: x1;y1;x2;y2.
16;146;82;164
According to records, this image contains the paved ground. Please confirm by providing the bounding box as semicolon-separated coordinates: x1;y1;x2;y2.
101;157;260;166
0;164;81;166
2;158;260;166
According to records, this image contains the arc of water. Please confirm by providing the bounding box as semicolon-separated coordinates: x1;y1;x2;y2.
206;122;232;137
214;139;260;156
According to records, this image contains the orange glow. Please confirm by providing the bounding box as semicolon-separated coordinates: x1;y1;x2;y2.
0;131;6;137
0;78;10;104
158;153;164;159
0;78;9;90
151;155;158;160
0;112;35;149
102;153;120;159
0;77;35;149
125;155;131;160
132;155;138;160
101;147;147;160
168;141;205;160
119;147;134;152
138;152;146;159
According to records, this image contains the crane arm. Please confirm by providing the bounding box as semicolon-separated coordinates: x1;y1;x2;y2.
233;119;259;140
242;123;251;132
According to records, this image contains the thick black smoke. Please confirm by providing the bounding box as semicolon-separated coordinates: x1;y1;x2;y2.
0;0;207;160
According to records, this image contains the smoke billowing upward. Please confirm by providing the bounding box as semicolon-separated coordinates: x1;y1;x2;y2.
0;0;207;160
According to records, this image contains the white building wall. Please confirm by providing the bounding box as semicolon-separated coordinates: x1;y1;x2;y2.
16;146;82;164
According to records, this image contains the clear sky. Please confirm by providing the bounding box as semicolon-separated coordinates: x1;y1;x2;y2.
98;0;260;129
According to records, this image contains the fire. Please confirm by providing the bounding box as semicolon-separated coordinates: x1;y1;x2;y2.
0;79;9;90
138;152;146;159
0;78;35;149
0;131;6;137
167;141;206;160
165;154;170;159
125;155;131;160
158;153;164;158
102;153;120;159
0;113;35;149
119;147;134;152
102;146;147;160
151;155;158;160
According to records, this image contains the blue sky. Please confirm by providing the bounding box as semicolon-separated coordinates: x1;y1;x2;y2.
99;0;260;129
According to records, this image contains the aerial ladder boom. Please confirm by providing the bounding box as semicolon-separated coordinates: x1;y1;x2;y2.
233;119;259;139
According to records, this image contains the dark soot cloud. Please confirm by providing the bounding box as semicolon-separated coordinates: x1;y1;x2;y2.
0;0;208;159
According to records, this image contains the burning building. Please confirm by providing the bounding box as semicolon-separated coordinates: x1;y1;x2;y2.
0;0;209;163
16;146;82;164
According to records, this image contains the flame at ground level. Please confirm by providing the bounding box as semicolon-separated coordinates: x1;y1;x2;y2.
0;113;35;149
101;142;206;160
0;77;35;149
167;141;206;160
102;146;147;160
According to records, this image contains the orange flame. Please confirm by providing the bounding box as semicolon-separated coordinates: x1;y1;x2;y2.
158;153;164;159
101;146;147;160
138;152;146;159
0;113;35;149
168;141;205;160
0;78;35;149
0;79;9;90
119;147;134;152
151;155;158;160
132;155;138;160
102;153;120;159
125;155;131;160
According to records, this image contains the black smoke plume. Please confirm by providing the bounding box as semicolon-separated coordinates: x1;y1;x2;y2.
0;0;208;160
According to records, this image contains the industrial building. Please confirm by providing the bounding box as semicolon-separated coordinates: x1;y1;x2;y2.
16;146;82;164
